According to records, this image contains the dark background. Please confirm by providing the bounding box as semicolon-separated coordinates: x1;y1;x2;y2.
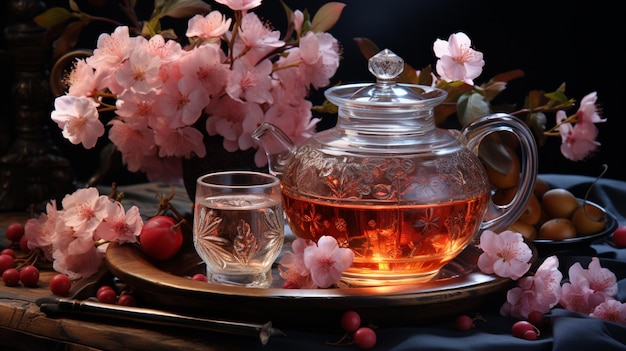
2;0;623;185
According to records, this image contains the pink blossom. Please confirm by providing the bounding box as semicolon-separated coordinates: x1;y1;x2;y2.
94;201;142;243
238;12;284;49
23;187;147;279
153;124;207;159
226;58;273;104
156;76;210;128
433;32;484;85
179;44;230;98
146;34;183;63
24;200;59;261
215;0;262;12
297;31;341;89
186;11;232;40
114;89;159;128
86;26;133;70
205;95;264;152
66;59;108;98
577;91;606;124
52;244;104;280
60;188;111;234
51;95;105;149
278;238;317;289
500;255;563;319
108;120;157;173
557;110;600;161
114;43;162;94
50;3;343;184
293;10;304;33
559;257;617;314
590;299;626;325
303;235;354;288
477;230;532;280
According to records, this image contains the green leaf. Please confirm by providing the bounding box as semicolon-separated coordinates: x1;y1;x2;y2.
545;91;569;103
52;21;87;59
478;136;513;176
353;37;379;60
33;7;73;28
310;2;346;32
312;99;339;114
417;65;433;86
526;112;547;146
156;0;212;19
457;92;491;126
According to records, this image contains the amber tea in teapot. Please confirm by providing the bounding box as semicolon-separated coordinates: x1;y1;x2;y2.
253;49;537;287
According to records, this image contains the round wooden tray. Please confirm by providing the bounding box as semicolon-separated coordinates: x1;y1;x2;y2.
105;237;512;331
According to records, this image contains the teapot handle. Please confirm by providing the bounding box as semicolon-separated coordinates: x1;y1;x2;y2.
460;113;538;234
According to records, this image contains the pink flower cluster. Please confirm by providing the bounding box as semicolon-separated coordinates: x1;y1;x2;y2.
24;188;143;280
51;0;343;183
278;235;354;288
478;230;625;325
430;32;605;162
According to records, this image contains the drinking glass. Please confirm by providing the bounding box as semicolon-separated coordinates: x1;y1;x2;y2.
193;171;284;288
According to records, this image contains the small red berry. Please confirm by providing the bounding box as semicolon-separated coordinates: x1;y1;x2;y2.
19;265;40;287
455;315;474;331
19;235;30;253
1;248;16;258
2;268;20;286
527;310;546;327
49;273;72;296
340;310;362;332
353;327;377;349
5;222;25;242
191;273;207;282
117;294;136;306
0;254;15;274
97;286;118;304
512;320;538;339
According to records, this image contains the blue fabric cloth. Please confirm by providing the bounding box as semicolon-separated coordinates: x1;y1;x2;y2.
248;174;626;351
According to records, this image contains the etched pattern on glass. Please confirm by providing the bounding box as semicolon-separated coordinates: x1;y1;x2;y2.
194;202;283;269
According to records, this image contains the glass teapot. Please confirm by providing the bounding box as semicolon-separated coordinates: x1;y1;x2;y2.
253;49;537;287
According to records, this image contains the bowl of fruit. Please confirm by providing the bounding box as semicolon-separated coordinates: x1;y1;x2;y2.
500;178;618;254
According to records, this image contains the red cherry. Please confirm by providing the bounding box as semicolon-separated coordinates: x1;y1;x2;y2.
353;327;377;349
5;222;25;242
2;268;20;286
19;235;30;253
613;225;626;248
191;273;207;282
1;248;16;258
19;265;40;287
139;216;183;260
49;273;72;296
117;294;137;306
455;315;474;331
0;254;15;274
340;310;362;332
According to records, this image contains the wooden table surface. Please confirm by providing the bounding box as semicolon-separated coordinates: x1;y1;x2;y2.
0;184;267;351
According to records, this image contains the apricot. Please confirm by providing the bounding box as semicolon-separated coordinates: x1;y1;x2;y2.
571;203;606;236
517;194;541;226
509;220;537;241
537;218;577;240
541;188;579;219
484;145;520;190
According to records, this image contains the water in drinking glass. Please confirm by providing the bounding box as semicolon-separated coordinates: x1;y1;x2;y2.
193;171;284;288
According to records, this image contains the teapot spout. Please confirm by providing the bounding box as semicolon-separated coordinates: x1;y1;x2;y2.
252;122;296;178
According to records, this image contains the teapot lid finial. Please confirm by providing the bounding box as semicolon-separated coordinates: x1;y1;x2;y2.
349;49;431;102
368;49;404;81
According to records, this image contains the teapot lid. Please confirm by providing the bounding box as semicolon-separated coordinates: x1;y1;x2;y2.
325;49;447;107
